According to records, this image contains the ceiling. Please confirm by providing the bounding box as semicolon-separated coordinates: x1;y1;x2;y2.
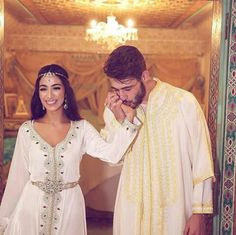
5;0;213;29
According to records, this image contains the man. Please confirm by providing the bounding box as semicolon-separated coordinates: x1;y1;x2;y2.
101;45;214;235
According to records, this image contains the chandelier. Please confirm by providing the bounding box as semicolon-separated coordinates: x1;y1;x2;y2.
86;15;138;50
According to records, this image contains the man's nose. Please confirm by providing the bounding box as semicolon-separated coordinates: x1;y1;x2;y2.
117;90;127;101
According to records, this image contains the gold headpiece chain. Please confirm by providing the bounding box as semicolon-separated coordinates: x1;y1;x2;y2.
38;71;68;79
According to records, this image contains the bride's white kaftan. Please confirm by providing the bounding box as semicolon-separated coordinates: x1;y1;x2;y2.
0;119;139;235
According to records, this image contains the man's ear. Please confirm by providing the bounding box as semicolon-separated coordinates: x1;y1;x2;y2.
141;70;150;83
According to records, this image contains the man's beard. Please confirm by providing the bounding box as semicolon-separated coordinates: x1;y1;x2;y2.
123;82;146;109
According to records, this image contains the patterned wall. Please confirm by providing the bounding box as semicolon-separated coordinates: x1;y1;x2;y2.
5;10;211;56
220;1;236;234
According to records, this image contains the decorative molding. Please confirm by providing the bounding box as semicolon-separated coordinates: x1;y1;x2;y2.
208;0;221;182
4;118;26;132
5;34;207;56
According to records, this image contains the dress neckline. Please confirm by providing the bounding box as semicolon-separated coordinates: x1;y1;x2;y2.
31;120;73;149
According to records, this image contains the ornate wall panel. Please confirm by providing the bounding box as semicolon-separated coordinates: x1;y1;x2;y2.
207;1;222;234
220;1;236;234
208;0;221;165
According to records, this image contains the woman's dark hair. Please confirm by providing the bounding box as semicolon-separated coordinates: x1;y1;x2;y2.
31;64;81;121
103;45;146;81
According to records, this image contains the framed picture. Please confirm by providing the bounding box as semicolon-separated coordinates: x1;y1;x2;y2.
4;93;18;118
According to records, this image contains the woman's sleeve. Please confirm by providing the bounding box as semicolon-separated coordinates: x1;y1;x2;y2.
83;118;140;164
100;107;122;142
0;125;30;234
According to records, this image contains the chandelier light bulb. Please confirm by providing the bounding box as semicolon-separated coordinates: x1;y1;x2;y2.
90;20;97;27
127;19;134;28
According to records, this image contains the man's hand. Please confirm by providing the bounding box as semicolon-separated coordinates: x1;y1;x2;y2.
183;214;205;235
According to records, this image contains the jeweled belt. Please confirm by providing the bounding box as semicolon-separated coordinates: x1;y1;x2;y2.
31;180;79;194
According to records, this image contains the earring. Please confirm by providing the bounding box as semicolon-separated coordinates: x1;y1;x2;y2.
42;105;45;110
64;99;68;110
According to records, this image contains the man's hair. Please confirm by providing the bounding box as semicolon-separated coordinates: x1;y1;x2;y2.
103;45;146;81
31;64;81;121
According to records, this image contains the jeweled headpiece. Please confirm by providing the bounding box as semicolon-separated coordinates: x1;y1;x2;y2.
38;71;68;80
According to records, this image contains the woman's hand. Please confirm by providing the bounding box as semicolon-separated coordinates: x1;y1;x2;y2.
105;92;125;123
121;104;136;123
105;92;136;123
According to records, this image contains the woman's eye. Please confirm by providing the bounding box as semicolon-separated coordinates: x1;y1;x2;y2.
53;87;61;90
39;88;47;91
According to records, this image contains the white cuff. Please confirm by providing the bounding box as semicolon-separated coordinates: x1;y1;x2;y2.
122;118;141;133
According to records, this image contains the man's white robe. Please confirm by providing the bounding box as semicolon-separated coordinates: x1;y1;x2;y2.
101;80;214;235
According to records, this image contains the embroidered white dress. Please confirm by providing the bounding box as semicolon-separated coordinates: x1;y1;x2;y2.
0;119;138;235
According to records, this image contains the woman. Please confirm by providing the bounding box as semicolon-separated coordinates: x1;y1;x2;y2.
0;64;139;235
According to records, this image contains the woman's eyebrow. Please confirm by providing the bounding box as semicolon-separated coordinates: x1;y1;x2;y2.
51;83;62;86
